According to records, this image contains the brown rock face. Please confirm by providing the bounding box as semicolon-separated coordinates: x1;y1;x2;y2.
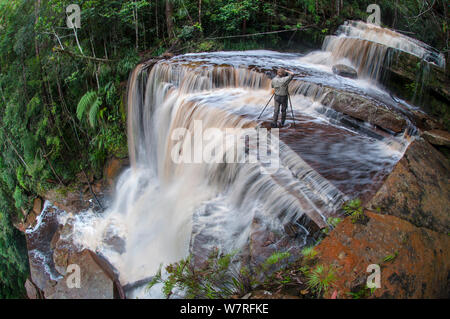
321;91;407;133
104;157;129;187
248;217;311;274
44;249;116;299
25;278;41;299
52;223;78;276
26;203;125;299
33;198;43;215
44;188;90;213
315;211;450;299
17;198;45;232
382;48;450;131
48;218;125;299
332;64;358;79
368;139;450;234
24;211;38;229
410;110;443;131
422;130;450;147
162;52;175;59
44;160;128;213
26;205;62;293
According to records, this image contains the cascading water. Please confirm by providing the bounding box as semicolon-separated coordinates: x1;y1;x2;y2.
60;23;430;298
300;20;445;80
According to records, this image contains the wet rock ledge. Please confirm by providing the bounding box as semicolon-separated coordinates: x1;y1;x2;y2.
315;138;450;298
21;157;128;299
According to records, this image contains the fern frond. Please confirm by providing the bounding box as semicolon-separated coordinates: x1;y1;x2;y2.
88;97;102;128
76;91;97;121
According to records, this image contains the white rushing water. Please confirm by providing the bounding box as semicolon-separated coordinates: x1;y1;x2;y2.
299;20;445;80
61;22;425;298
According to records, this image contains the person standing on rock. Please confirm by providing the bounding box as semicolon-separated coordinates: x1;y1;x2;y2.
271;68;294;128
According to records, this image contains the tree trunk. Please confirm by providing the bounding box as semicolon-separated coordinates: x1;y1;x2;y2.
393;0;398;28
199;0;202;27
134;0;139;50
165;0;174;39
155;0;159;38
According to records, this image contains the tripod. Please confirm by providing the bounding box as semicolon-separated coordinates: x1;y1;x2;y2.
258;93;296;128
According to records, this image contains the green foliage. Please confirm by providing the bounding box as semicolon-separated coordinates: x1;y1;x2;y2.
16;166;28;191
147;249;294;299
382;251;399;263
0;188;28;298
215;0;259;33
88;97;103;128
322;217;342;235
0;0;140;296
195;41;219;52
76;90;104;128
328;217;342;227
12;186;26;210
77;91;97;121
347;286;376;299
147;249;241;299
26;95;41;120
179;25;199;40
263;251;291;268
305;264;337;297
405;82;417;95
97;122;128;159
301;246;318;262
343;198;367;224
117;50;140;76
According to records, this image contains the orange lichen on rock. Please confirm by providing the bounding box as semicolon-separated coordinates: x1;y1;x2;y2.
316;211;450;298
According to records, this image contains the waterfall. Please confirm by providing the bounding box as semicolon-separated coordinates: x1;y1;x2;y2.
63;38;416;298
300;20;445;81
108;61;349;283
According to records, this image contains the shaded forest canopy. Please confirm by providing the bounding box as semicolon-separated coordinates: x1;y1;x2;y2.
0;0;448;298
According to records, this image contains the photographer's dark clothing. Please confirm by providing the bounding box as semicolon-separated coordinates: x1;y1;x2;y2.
273;95;288;126
271;73;294;126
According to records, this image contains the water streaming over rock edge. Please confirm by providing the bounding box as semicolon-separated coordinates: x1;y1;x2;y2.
300;20;445;80
56;22;443;298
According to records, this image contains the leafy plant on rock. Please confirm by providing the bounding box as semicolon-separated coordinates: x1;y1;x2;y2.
343;198;368;224
305;264;337;297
